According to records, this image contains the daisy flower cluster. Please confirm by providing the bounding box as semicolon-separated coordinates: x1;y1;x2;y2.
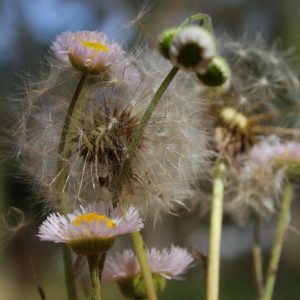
11;34;212;220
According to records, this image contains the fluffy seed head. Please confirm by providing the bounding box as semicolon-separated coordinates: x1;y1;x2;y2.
11;46;211;221
38;202;143;255
170;25;216;73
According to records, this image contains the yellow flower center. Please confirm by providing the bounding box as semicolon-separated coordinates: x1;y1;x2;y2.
81;40;109;52
72;212;115;228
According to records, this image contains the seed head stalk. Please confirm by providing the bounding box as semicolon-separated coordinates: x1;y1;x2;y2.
207;161;226;300
262;181;293;300
56;71;88;300
113;66;179;300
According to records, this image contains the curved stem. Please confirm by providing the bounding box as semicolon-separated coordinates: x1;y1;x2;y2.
87;255;102;300
207;161;226;300
56;72;88;300
56;71;88;211
112;66;179;300
262;181;293;300
253;215;264;299
112;66;178;205
132;231;157;300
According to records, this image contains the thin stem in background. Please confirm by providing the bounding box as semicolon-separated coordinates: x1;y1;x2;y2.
132;231;157;300
87;255;102;300
206;161;226;300
252;215;264;299
62;244;78;300
262;181;293;300
56;71;88;300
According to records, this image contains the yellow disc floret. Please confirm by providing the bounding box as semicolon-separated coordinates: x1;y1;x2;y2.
81;40;109;52
73;212;115;228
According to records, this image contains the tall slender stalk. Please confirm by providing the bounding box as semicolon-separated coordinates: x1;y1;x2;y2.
87;255;102;300
56;71;88;300
132;232;158;300
207;161;226;300
113;66;179;300
113;66;179;204
253;215;264;299
262;181;293;300
56;71;88;210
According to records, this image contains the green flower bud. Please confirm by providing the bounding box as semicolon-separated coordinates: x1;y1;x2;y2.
117;273;166;300
158;27;181;59
197;56;230;86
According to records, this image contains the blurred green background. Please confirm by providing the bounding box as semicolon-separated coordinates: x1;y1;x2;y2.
0;0;300;299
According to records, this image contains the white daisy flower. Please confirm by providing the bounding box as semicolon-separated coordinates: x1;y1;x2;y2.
103;246;193;299
38;202;143;256
51;31;139;79
170;25;216;73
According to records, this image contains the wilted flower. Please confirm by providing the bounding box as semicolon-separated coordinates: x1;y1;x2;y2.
244;137;300;179
169;25;216;73
38;202;143;256
223;136;300;225
103;246;193;299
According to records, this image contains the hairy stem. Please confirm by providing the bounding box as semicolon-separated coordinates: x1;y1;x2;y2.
56;72;88;300
87;255;102;300
132;231;157;300
112;66;179;300
253;215;264;299
112;66;178;205
56;71;88;211
207;161;226;300
263;181;293;300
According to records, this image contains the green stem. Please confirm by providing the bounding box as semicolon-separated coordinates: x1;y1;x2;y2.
112;66;179;205
132;231;157;300
207;161;226;300
62;245;78;300
112;66;178;300
87;255;102;300
262;181;293;300
56;71;88;211
56;72;88;300
253;215;264;299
